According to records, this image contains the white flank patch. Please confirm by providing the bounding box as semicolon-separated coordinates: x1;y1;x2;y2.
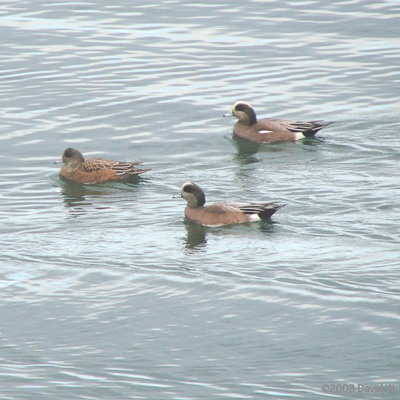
294;132;306;140
258;130;273;135
248;214;261;222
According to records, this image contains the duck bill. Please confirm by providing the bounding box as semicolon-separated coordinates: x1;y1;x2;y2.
223;111;233;117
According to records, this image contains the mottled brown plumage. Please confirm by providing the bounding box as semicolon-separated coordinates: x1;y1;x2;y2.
224;101;332;143
59;148;149;184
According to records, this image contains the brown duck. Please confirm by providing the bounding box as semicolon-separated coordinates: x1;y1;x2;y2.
179;181;285;227
58;148;149;184
224;101;332;143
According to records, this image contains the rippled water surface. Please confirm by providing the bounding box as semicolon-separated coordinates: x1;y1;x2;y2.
1;1;399;399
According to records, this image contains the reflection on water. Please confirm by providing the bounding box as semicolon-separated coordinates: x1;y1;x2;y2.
232;134;325;158
231;135;262;162
183;218;278;252
58;176;144;217
183;221;208;251
258;220;278;235
60;181;106;216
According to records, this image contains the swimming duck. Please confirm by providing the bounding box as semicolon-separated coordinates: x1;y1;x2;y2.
58;147;149;184
224;101;331;143
179;181;284;227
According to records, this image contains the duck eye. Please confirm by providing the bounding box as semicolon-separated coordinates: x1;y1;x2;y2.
64;149;73;158
184;185;195;193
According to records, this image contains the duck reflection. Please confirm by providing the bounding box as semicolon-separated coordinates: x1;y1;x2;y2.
58;177;142;217
183;219;278;252
258;220;278;234
232;134;323;166
59;181;109;217
183;221;208;251
231;135;261;165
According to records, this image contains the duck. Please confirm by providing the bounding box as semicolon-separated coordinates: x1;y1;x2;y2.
58;147;150;184
224;101;331;143
179;181;285;227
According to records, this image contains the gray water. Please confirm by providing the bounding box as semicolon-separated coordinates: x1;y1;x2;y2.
1;1;399;399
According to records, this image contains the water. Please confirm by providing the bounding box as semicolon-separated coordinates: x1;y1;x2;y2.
0;1;399;399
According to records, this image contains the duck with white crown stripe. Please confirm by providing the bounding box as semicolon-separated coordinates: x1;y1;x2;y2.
178;181;285;227
224;101;332;143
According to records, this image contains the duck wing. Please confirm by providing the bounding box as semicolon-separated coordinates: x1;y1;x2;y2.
209;201;285;219
81;159;147;175
265;118;333;136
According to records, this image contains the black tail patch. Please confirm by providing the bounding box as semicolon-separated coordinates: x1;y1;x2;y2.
240;202;285;220
289;121;334;138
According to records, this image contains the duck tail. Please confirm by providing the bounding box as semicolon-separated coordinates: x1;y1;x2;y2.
257;203;286;219
240;202;286;220
302;121;334;138
127;167;151;175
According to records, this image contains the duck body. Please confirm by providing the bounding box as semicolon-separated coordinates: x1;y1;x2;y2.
180;181;284;227
59;148;150;184
224;101;331;143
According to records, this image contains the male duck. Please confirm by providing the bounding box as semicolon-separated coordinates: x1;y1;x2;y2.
58;148;150;184
224;101;331;143
179;181;284;227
